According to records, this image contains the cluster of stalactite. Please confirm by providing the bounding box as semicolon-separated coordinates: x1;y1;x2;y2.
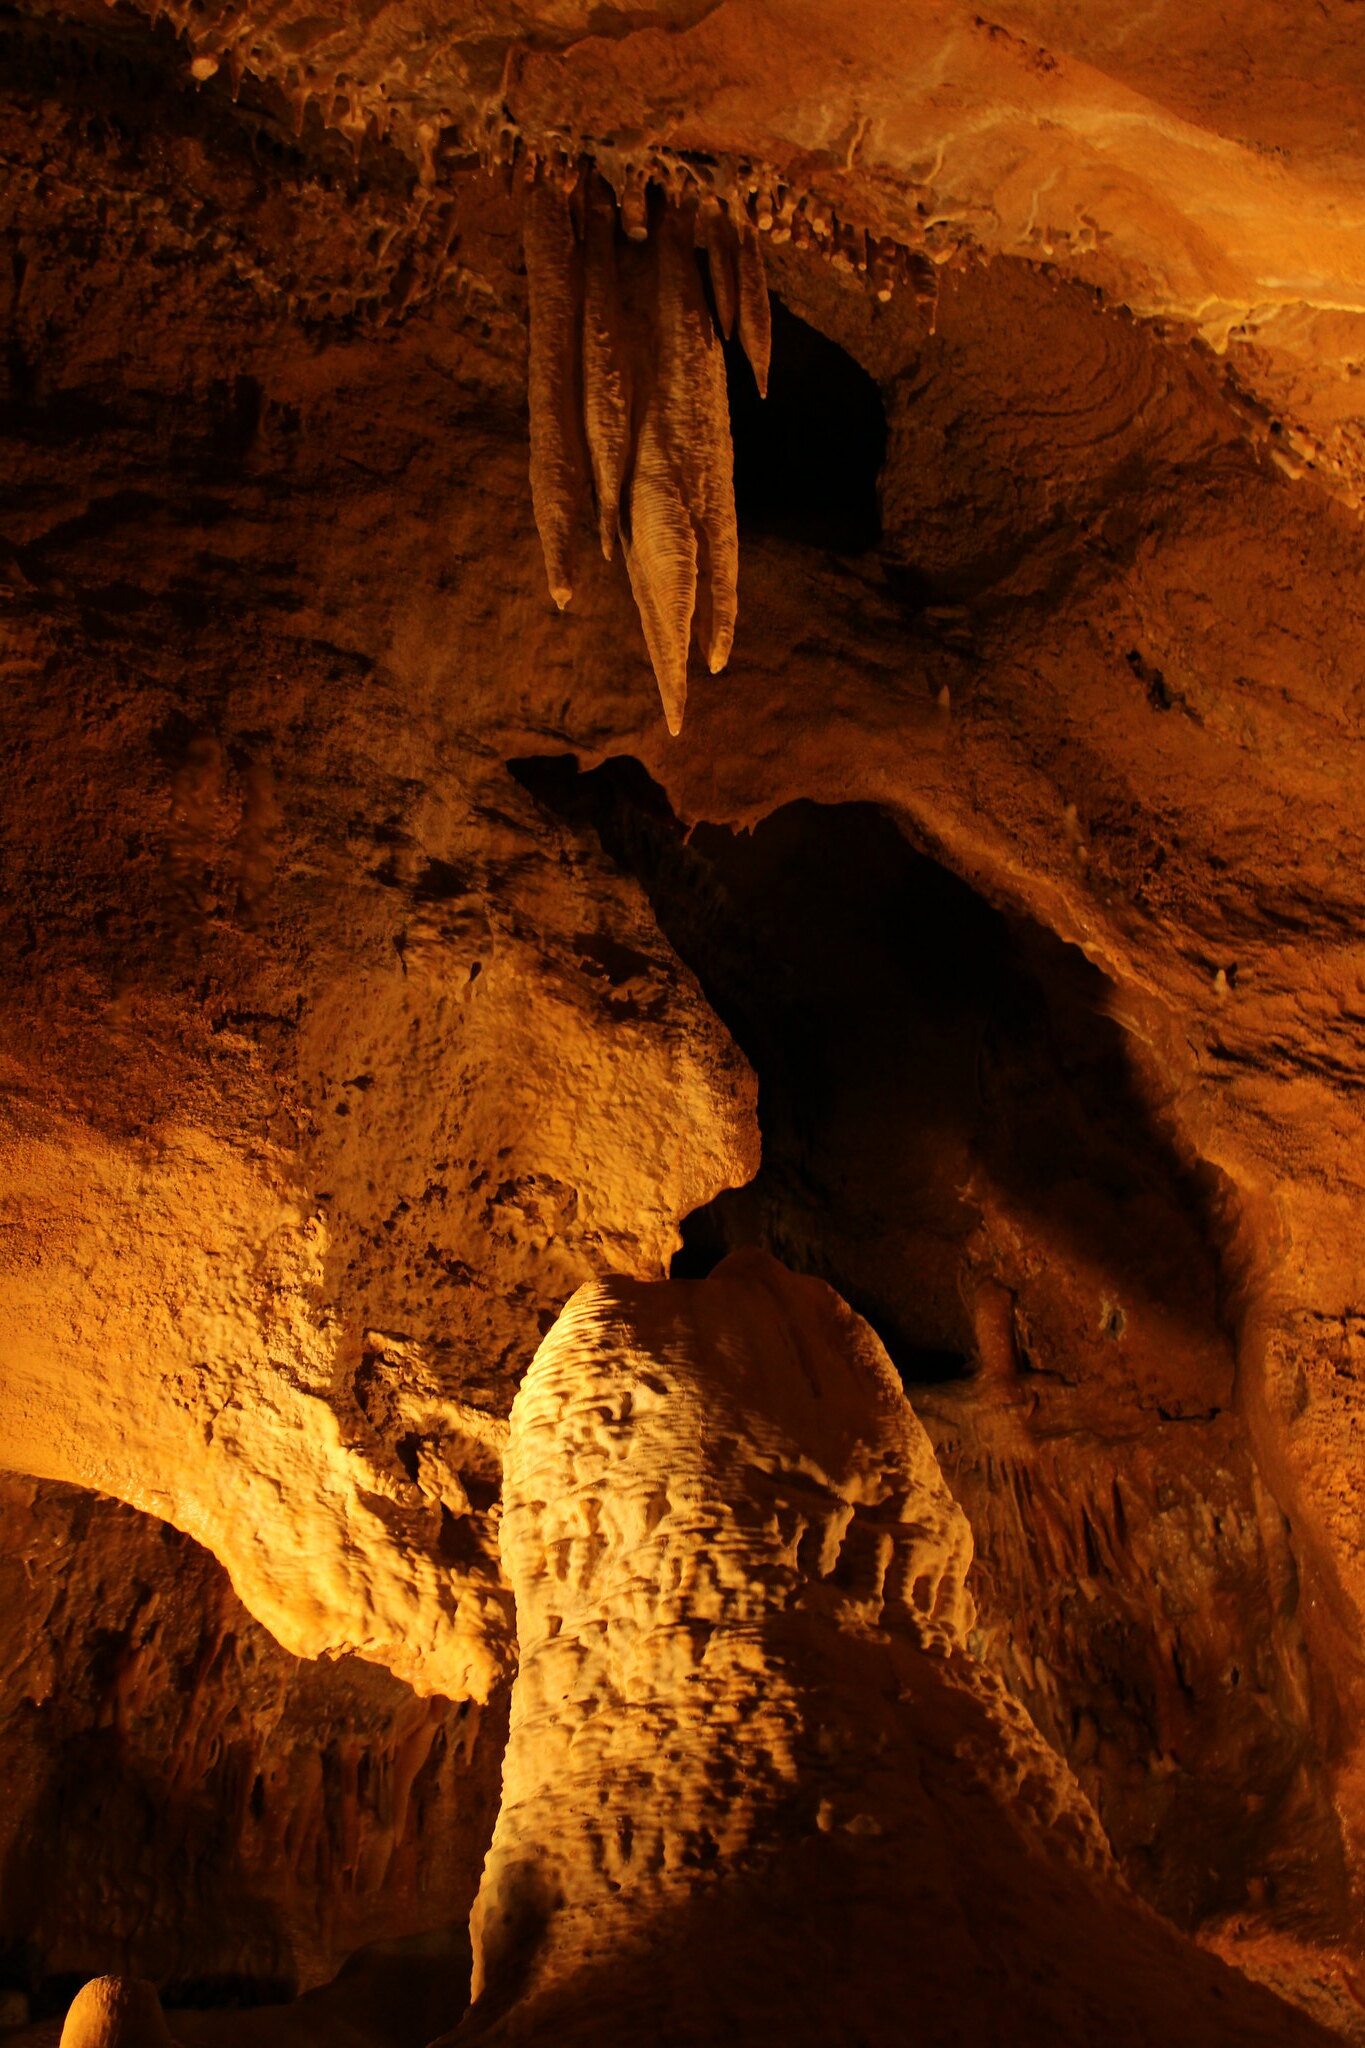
488;119;949;297
522;162;772;734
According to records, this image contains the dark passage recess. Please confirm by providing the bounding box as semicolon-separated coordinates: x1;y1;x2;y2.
509;753;1231;1402
724;297;886;555
509;755;1339;1960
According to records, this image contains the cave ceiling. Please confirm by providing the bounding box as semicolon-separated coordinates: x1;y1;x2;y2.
7;1;1365;2043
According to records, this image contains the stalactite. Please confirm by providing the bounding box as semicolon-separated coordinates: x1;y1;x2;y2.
736;218;771;399
522;176;587;612
622;405;698;735
697;195;739;341
520;162;761;731
629;201;737;726
581;172;631;564
516;145;937;729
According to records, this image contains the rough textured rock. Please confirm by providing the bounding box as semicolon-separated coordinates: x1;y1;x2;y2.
513;766;1346;1966
62;0;1365;500
450;1252;1333;2046
0;1477;502;2006
0;54;759;1697
58;1979;172;2048
14;1934;478;2048
11;2;1365;2040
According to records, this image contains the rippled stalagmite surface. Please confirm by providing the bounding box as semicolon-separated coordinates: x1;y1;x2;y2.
448;1252;1333;2047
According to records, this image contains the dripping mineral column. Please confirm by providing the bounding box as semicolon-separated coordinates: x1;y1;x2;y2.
521;171;769;733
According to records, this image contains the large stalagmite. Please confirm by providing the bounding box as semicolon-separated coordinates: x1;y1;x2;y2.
59;1978;174;2048
447;1252;1334;2047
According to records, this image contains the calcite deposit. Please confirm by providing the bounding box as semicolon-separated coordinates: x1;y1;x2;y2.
9;1;1365;2043
58;1978;172;2048
454;1253;1331;2046
523;168;763;729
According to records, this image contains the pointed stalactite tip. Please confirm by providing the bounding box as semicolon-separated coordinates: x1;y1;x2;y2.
522;164;774;732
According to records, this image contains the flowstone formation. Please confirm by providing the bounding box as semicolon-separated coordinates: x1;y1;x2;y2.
449;1252;1332;2047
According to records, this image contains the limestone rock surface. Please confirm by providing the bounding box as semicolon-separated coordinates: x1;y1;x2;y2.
0;1476;502;2003
30;0;1365;505
10;4;1365;2039
0;104;759;1694
450;1253;1333;2047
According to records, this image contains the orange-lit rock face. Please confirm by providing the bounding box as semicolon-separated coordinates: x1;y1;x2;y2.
0;253;758;1699
0;1476;502;2003
0;927;754;1697
46;0;1365;501
12;3;1365;2042
452;1255;1333;2047
514;774;1342;1954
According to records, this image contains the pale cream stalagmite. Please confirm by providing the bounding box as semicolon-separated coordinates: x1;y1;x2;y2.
59;1978;175;2048
451;1246;975;2045
445;1250;1338;2048
523;168;764;733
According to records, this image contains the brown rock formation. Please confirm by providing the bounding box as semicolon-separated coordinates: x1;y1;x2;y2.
0;1477;502;2003
451;1252;1332;2046
12;2;1365;2041
521;168;757;729
58;1979;173;2048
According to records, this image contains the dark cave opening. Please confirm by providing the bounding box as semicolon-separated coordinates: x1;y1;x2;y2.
505;754;1348;1959
723;296;886;555
508;752;1232;1405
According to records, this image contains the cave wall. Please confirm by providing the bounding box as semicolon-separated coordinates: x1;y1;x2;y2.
507;761;1346;1957
0;1476;504;2015
7;4;1365;2039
